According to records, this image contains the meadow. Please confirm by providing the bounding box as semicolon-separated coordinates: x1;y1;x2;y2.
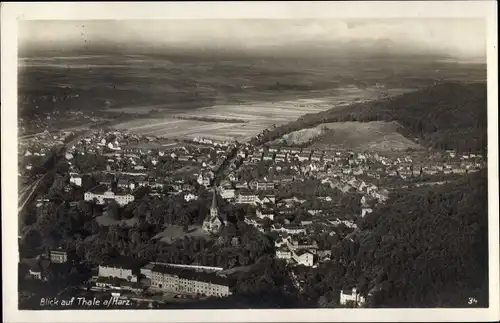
278;121;423;152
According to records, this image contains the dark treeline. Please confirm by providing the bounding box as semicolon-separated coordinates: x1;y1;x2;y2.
251;82;487;153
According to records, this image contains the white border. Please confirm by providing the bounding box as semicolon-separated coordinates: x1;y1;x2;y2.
1;2;498;322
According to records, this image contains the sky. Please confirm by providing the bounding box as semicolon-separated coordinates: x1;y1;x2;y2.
18;19;486;58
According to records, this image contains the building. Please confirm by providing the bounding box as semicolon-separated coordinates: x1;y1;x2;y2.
117;178;129;188
293;250;314;267
263;153;274;161
197;174;211;187
235;190;258;204
311;152;323;162
283;225;306;235
184;193;198;202
94;277;143;293
150;265;231;297
297;152;311;162
49;249;69;264
257;194;276;205
254;181;275;191
202;188;223;234
275;248;292;260
219;186;235;200
250;152;262;163
98;263;138;282
340;288;366;307
84;189;135;206
69;174;82;187
256;207;274;221
275;153;287;163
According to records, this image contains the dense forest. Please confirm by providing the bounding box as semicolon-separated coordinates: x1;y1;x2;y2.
252;82;487;153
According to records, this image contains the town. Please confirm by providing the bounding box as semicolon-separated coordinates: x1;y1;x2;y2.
17;127;486;309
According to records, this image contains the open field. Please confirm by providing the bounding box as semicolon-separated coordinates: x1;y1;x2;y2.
111;87;411;142
279;121;423;152
153;225;210;243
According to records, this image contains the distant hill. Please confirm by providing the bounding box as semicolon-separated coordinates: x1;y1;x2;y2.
254;82;487;153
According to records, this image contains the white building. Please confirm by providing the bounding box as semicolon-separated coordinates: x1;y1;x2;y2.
293;250;314;267
256;208;274;221
236;192;258;204
84;191;135;206
340;288;366;307
361;208;373;218
197;174;211;187
184;193;198;202
275;248;292;260
219;187;235;200
98;264;137;282
70;175;82;187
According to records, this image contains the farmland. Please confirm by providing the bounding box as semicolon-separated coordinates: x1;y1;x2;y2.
110;86;411;142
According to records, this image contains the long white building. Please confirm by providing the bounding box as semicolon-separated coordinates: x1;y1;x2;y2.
84;190;135;206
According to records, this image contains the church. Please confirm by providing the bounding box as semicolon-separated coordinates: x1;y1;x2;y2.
202;187;226;234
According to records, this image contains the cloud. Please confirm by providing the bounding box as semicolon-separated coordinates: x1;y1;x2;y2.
19;19;486;58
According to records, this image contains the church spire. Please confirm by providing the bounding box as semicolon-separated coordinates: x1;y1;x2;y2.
211;186;217;210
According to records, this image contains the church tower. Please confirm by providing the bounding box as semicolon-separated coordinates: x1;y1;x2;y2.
202;187;222;234
210;187;218;219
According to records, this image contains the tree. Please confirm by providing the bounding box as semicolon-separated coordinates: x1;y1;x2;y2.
106;201;121;220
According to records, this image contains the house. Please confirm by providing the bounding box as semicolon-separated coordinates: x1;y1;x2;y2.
236;190;258;204
283;225;306;235
255;181;275;191
257;194;276;205
250;152;262;162
275;248;292;260
361;208;373;218
69;174;82;187
263;152;274;161
297;152;310;162
293;250;314;267
235;182;249;189
307;209;322;216
28;267;44;280
49;249;69;264
178;155;192;162
311;152;323;162
317;250;332;260
117;178;129;189
256;207;274;221
197;174;211;187
340;288;366;307
237;150;247;159
290;239;318;253
219;187;236;200
184;193;198;202
275;153;287;163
